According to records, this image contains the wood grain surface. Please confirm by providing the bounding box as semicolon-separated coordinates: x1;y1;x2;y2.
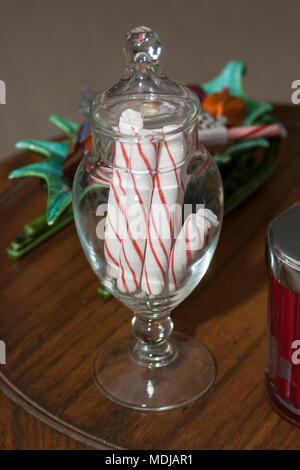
1;104;300;450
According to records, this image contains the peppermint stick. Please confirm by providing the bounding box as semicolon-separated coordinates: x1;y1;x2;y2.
116;110;157;293
104;122;129;279
168;208;219;293
141;126;187;296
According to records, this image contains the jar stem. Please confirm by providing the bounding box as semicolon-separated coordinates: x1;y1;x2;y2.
131;310;177;368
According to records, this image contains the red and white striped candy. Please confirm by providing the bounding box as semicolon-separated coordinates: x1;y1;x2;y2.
198;123;286;146
104;164;128;279
116;110;157;293
141;126;187;296
168;208;219;292
104;113;134;278
227;123;286;140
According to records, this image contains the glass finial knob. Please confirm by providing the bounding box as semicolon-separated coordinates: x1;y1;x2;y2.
125;26;161;63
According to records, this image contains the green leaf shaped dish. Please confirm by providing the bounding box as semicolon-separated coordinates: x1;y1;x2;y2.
9;116;79;225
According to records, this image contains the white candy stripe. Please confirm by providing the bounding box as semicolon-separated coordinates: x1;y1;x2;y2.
104;133;129;278
117;110;157;293
168;208;219;292
141;127;187;295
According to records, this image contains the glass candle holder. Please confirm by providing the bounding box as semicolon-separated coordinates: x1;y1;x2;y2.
72;26;223;410
265;202;300;426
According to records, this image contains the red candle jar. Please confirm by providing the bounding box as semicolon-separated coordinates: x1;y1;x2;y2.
265;202;300;426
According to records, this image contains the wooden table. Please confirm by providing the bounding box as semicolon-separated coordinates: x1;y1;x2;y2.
1;104;300;450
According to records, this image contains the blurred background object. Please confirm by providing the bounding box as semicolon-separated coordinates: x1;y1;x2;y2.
0;0;299;160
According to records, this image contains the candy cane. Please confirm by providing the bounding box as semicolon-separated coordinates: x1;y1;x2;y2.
141;126;187;296
198;123;286;146
227;123;286;140
168;208;219;293
116;110;157;293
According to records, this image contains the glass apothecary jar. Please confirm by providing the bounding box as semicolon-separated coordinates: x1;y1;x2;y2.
73;26;223;410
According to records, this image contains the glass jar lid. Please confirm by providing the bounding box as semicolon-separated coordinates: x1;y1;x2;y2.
90;26;200;139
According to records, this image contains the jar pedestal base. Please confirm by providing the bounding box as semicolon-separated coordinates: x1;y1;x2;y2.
93;333;216;411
